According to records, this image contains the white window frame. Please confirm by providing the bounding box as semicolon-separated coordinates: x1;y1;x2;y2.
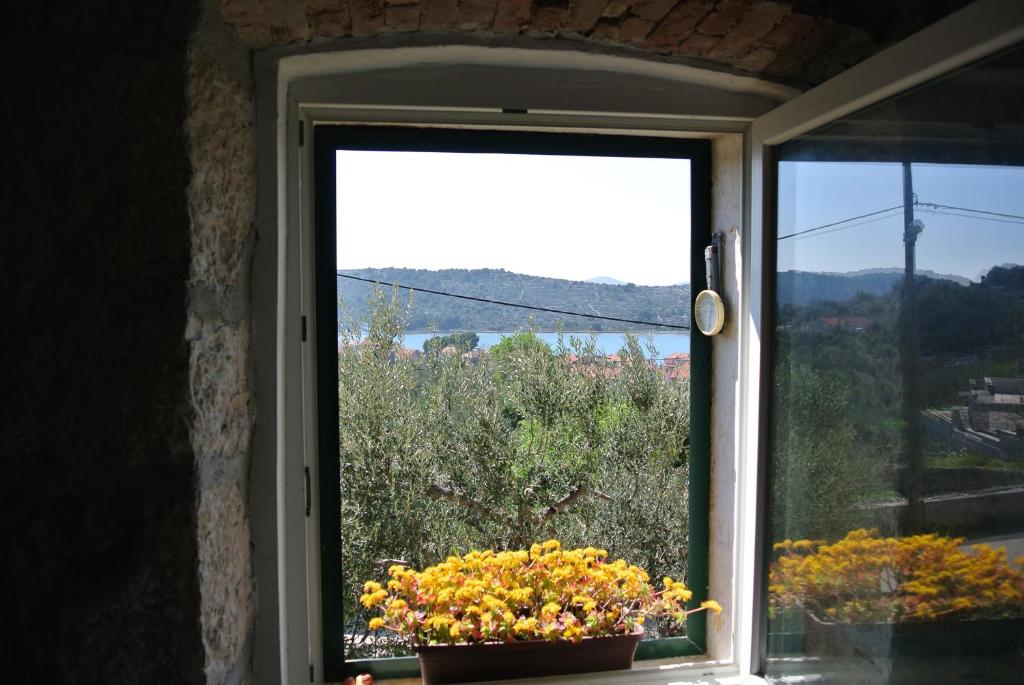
251;3;1024;682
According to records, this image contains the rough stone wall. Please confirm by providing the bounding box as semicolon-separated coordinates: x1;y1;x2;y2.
187;4;259;684
216;0;973;85
0;1;206;683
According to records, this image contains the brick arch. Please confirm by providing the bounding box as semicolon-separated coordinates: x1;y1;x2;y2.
219;0;884;86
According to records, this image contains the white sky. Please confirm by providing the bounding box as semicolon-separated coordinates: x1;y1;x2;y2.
336;151;691;286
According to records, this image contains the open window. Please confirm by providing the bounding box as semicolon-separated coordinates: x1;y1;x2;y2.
312;127;713;681
762;43;1024;683
256;8;1024;685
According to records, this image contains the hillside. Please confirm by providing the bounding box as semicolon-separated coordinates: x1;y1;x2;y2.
777;269;969;306
337;268;691;332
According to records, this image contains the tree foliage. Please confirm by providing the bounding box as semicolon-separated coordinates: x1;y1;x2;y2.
337;267;690;332
338;289;691;656
423;331;479;355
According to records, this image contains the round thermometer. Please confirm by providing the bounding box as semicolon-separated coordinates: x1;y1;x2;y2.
694;289;725;336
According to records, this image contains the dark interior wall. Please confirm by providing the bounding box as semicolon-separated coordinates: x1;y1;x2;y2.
0;2;206;683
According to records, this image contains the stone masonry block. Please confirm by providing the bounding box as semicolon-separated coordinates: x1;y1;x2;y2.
264;0;313;43
565;0;610;33
493;0;532;32
617;15;655;42
590;16;620;39
737;45;776;71
763;51;801;78
763;12;814;50
420;0;459;28
532;4;570;32
708;1;786;59
351;0;387;34
218;0;273;45
306;0;353;38
457;0;497;29
643;0;711;52
695;0;750;36
385;4;421;30
678;29;719;54
220;0;314;45
630;0;676;24
601;0;631;19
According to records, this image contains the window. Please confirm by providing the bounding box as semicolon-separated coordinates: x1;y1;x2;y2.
763;44;1024;683
259;12;1023;685
312;127;713;681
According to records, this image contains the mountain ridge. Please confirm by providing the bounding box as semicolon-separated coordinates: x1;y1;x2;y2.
337;268;690;332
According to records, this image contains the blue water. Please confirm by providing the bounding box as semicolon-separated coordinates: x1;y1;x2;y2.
396;331;690;359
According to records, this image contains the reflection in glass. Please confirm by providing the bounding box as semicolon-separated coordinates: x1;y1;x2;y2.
766;45;1024;683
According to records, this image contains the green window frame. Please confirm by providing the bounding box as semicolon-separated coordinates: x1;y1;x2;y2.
312;125;713;682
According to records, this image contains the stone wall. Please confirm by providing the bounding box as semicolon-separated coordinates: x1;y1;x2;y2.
216;0;972;85
0;1;206;683
187;4;258;684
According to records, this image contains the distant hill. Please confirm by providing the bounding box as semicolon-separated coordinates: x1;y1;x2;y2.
830;268;970;286
586;276;625;285
778;269;970;306
337;268;690;332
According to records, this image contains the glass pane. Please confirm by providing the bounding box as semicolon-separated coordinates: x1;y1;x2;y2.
766;45;1024;683
334;149;695;659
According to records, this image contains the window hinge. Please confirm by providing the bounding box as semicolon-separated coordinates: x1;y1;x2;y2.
304;466;311;517
299;120;305;147
309;663;314;682
301;315;307;342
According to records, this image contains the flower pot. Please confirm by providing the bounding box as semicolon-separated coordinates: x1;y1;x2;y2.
803;611;1024;683
414;629;644;685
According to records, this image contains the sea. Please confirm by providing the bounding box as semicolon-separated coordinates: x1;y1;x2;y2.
396;331;691;359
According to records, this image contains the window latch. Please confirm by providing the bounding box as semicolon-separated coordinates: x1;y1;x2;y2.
304;466;311;517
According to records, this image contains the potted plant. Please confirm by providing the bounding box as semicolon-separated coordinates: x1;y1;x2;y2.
360;539;720;684
769;529;1024;681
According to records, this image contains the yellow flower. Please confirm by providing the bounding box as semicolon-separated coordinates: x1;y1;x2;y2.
700;600;722;615
541;602;562;619
357;540;721;643
563;625;583;641
368;617;386;631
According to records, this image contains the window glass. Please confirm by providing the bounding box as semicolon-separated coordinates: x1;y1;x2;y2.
313;129;712;678
765;46;1024;683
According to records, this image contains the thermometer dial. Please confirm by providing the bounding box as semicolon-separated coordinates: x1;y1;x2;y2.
694;289;725;336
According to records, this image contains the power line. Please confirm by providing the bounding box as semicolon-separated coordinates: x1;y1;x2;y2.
791;208;905;241
779;200;1024;243
336;272;691;330
777;204;905;241
919;202;1024;223
920;207;1024;226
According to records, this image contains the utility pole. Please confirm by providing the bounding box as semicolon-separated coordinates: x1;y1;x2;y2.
901;161;924;533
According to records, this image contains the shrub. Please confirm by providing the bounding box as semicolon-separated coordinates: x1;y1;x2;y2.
360;540;720;645
769;529;1024;623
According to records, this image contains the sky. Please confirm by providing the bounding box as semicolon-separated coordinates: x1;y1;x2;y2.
777;161;1024;280
336;150;692;287
335;151;1024;285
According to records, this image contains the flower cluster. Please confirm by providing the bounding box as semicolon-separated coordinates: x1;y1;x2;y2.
360;539;720;645
769;528;1024;623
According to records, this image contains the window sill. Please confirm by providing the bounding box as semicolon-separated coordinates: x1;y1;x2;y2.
352;660;768;685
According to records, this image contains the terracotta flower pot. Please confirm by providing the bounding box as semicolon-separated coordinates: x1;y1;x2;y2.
414;629;644;685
